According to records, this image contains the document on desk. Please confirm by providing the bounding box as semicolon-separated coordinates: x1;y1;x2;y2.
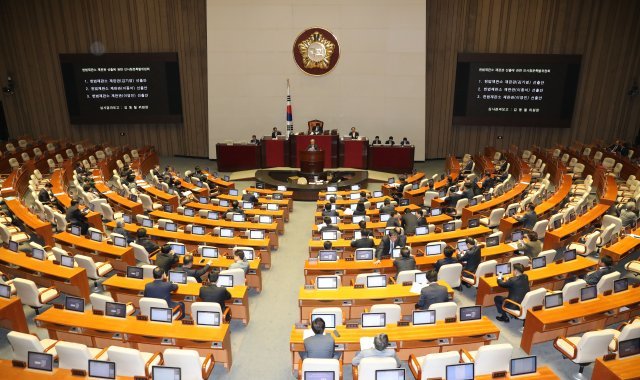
410;282;428;294
359;336;375;350
508;242;519;249
628;234;640;239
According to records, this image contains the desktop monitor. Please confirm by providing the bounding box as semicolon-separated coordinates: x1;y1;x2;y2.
350;193;360;200
412;310;436;326
318;250;338;262
507;206;516;217
361;312;386;328
580;286;597;301
141;218;153;228
149;307;173;323
614;278;629;293
31;248;45;261
8;240;18;252
352;216;365;224
126;266;143;279
242;202;254;209
392;247;402;258
169;243;185;255
375;369;405;380
28;352;53;372
457;241;469;252
239;249;254;260
128;194;137;202
510;356;537;376
191;225;205;235
267;203;279;211
316;276;338;290
544;293;563;309
412;183;419;191
249;230;265;239
484;193;492;201
168;271;187;284
256;182;265;189
443;222;455;232
152;366;181;380
415;272;427;283
207;211;219;220
468;218;480;228
123;214;132;223
415;226;428;236
469;198;478;206
277;185;287;191
351;185;360;191
373;191;383;197
511;231;523;242
485;236;499;247
60;255;75;268
113;235;126;247
376;202;385;209
224;175;230;181
425;244;442;256
495;263;511;275
90;230;103;242
446;363;474;380
532;256;546;269
459;306;482;321
259;215;273;224
184;207;195;217
366;275;387;288
229;189;239;196
569;212;576;222
70;225;82;236
304;372;335;380
88;360;116;379
327;186;337;192
310;313;336;329
321;231;338;241
163;204;173;213
388;177;395;184
379;214;391;222
0;284;11;299
353;231;362;240
399;198;410;206
201;246;218;258
219;228;234;238
105;302;127;318
196;311;221;326
199;196;209;204
219;199;229;207
564;249;577;262
328;216;339;224
165;222;178;232
618;337;640;358
65;296;85;312
439;190;446;198
355;249;373;261
217;275;234;288
553;219;562;229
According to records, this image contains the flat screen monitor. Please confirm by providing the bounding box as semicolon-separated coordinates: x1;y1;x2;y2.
353;231;362;240
439;190;446;198
380;214;390;222
415;226;428;236
105;301;127;318
169;243;185;255
327;186;337;192
218;199;229;207
373;191;383;197
510;356;537;376
469;198;478;206
388;177;395;184
184;207;195;217
495;263;511;275
217;275;234;288
123;214;132;223
310;313;336;329
468;218;480;228
219;228;234;238
614;278;629;293
168;270;187;284
399;198;410;206
65;296;85;312
150;307;173;323
163;204;173;213
71;225;82;236
224;175;230;181
459;306;482;321
141;218;153;228
277;185;286;191
164;222;177;232
88;360;116;379
0;284;11;299
446;363;474;380
201;246;218;258
415;272;427;283
580;285;597;301
8;240;18;252
152;366;181;380
350;193;360;200
256;182;265;189
375;369;405;380
113;235;127;247
351;185;360;191
426;244;442;256
316;276;338;290
485;236;499;247
321;231;338;241
60;255;75;268
238;249;254;260
412;183;419;190
553;219;562;229
200;196;210;204
532;256;546;269
544;293;563;309
376;202;385;209
31;248;45;261
229;189;238;196
127;266;143;279
392;247;402;258
196;182;204;189
366;275;387;288
412;310;436;325
90;230;103;242
191;225;205;235
569;212;576;222
318;250;338;262
443;222;455;232
207;211;219;220
267;203;279;211
128;194;138;202
511;231;523;241
361;312;386;328
304;372;335;380
355;249;373;261
259;215;273;224
618;337;640;358
457;241;469;252
507;207;517;216
28;352;53;372
249;230;265;239
196;310;221;326
564;249;577;261
242;202;253;209
352;216;365;224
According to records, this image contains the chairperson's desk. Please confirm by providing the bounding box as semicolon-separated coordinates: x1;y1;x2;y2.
592;354;640;380
34;307;233;370
102;276;250;325
0;297;29;333
54;232;136;272
520;286;640;353
0;247;91;301
297;282;454;322
475;256;596;306
289;317;499;368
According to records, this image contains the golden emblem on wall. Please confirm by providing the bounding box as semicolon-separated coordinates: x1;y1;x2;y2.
293;28;340;76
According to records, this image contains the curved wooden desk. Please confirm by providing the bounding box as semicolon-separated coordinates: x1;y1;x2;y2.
4;197;54;246
53;232;135;272
543;203;611;250
0;297;29;333
461;174;532;227
50;167;103;231
592;355;640;380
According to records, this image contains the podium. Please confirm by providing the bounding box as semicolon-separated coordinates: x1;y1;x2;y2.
300;150;324;175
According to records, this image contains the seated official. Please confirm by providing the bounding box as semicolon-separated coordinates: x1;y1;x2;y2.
358;191;369;202
351;230;375;249
585;255;614;285
113;219;133;243
515;203;537;230
374;229;406;263
496;160;509;173
227;200;244;215
352;333;402;367
156;244;179;275
229;250;249;274
310;124;323;135
353;201;367;216
319;217;339;232
479;171;496;190
415;270;448;310
458;238;481;279
65;199;89;235
144;267;185;318
394;247;416;275
199;271;232;314
371;136;382;145
321;203;338;217
435;246;457;272
379;199;395;215
401;208;418;235
82;184;99;202
385;136;395;145
250;135;259;144
516;231;542;259
416;210;428;227
400;137;410;146
306;139;320;151
180;255;210;283
348;127;359;139
300;317;340;360
241;192;259;205
38;182;54;204
461;159;474;172
386;211;402;228
608;139;623;153
494;263;529;323
619;202;638;227
271;127;282;138
136;228;159;256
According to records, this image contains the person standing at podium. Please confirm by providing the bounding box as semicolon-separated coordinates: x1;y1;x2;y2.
348;127;359;139
306;139;320;151
271;127;282;138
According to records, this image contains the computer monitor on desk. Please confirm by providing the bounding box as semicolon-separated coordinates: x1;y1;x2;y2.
60;255;75;268
113;235;126;247
304;372;335;380
168;270;187;284
28;352;53;372
354;249;373;261
459;306;481;321
510;356;537;376
201;246;218;258
361;312;386;328
165;222;178;232
217;275;234;288
544;293;563;309
580;286;597;302
191;225;205;235
532;256;546;269
614;278;629;293
321;231;338;241
152;366;181;380
318;250;338;262
126;266;143;279
88;360;116;379
150;307;173;323
375;368;405;380
70;225;82;236
425;244;441;256
316;276;338;290
446;363;474;380
105;302;127;318
65;296;85;312
310;313;336;329
184;207;195;217
618;337;640;358
0;284;11;299
197;311;221;327
412;310;436;325
366;275;387;288
168;243;185;255
90;230;103;242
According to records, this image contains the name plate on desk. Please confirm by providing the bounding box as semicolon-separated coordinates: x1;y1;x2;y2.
402;281;412;286
397;321;410;327
354;284;364;289
569;298;579;304
602;353;616;361
492;371;507;378
346;323;359;329
181;320;194;325
484;273;494;277
92;310;104;316
71;369;87;377
54;303;64;309
345;257;354;261
532;305;543;311
304;284;314;290
342;300;352;306
136;315;149;321
444;317;457;323
11;360;26;368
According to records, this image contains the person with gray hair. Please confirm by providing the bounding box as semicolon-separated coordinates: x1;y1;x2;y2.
113;218;133;243
620;202;638;227
351;333;402;367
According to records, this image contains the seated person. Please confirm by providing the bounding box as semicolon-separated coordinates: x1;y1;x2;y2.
585;255;614;285
394;247;416;275
458;238;481;282
435;246;457;272
371;136;382;145
416;209;428;227
385;136;395;145
38;182;55;204
348;127;359;139
401;208;418;235
400;137;411;146
180;255;210;283
351;229;375;249
374;229;406;263
155;244;179;275
241;191;259;205
250;135;259;144
227;200;244;215
143;267;185;319
516;231;542;259
199;271;232;315
136;228;159;255
352;333;401;368
113;219;133;243
229;250;249;274
415;270;448;309
620;202;638;227
271;127;282;138
515;203;537;229
306;139;320;151
319;217;339;232
300;317;340;360
321;203;338;217
353;201;367;216
310;124;323;135
379;199;395;215
494;263;529;323
65;199;89;235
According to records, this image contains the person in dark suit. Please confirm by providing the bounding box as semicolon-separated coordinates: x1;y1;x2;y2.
310;125;323;135
461;182;475;200
271;127;282;138
353;201;367;216
516;203;537;229
65;199;89;235
199;271;232;313
608;139;623;153
394;247;416;275
620;143;630;157
351;230;375;249
462;159;474;172
348;127;359;139
379;199;395;215
321;203;339;217
241;192;258;206
113;220;133;243
319;217;338;232
155;244;179;275
496;160;509;173
374;229;406;262
458;238;481;283
416;209;428;227
38;183;54;204
401;208;418;235
415;270;448;310
585;255;614;285
250;135;259;144
371;136;382;145
143;267;185;318
385;136;395;145
180;255;210;283
517;231;543;259
226;200;244;215
400;137;410;146
356;220;373;237
136;228;159;255
300;317;339;360
435;246;457;272
306;139;320;151
386;211;401;228
494;263;530;322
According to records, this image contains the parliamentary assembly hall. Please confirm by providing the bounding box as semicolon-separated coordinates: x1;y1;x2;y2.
0;0;639;379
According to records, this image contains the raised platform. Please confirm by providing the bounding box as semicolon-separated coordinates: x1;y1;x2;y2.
254;169;369;201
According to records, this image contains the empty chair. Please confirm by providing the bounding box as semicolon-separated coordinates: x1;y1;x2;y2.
100;203;123;222
461;260;497;288
353;357;398;380
505;203;519;218
423;191;439;207
130;149;139;159
508;256;530;268
428;301;457;321
568;231;599;256
409;350;460;380
106;346;163;378
139;193;162;212
21;152;30;162
74;254;113;289
142;264;157;279
461;343;513;376
54;212;68;232
33;147;43;158
354;273;386;286
55;153;64;164
301;359;341;380
105;147;113;156
191;302;229;325
437;263;462;289
454;198;469;217
502;287;546;326
13;278;59;314
7;331;59;362
560;279;587;301
90;292;135;315
609;318;640;352
56;341;107;370
538;249;557;263
602;157;615;171
553;329;617;380
75;144;85;154
139;297;183;320
596;271;621;294
532;219;549;239
219;268;246;286
479;208;505;228
370;304;401;325
123;153;131;164
310;307;344;326
162;348;215;380
5;143;16;153
130;243;152;265
625;260;640;276
601;215;623;236
66;148;74;159
8;158;19;170
47;158;56;172
95;150;105;160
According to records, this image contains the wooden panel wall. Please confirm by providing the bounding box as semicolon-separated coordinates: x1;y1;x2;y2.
425;0;640;159
0;0;208;157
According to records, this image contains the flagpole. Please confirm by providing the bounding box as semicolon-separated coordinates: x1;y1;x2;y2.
286;78;293;138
